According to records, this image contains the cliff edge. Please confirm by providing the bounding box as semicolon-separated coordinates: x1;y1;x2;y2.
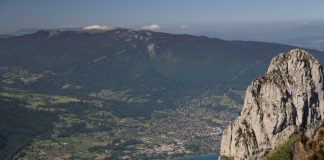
220;49;324;159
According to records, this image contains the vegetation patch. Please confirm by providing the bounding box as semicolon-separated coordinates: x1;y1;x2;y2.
0;67;44;85
305;127;324;159
0;89;80;110
265;134;301;160
89;89;149;103
0;97;57;160
220;155;234;160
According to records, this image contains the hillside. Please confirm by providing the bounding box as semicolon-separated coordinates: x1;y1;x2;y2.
1;29;324;159
1;29;324;93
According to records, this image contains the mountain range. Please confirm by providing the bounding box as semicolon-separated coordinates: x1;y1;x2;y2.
1;28;324;93
1;29;324;159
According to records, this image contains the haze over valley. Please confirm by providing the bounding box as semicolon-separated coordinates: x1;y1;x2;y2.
1;0;324;160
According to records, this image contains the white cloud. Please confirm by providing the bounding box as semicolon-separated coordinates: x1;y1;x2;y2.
260;22;268;25
303;21;309;25
180;25;191;29
141;24;161;30
83;25;111;30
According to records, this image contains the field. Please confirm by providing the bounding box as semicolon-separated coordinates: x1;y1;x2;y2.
0;85;242;159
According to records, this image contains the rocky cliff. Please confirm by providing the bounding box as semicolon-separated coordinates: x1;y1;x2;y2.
220;49;324;159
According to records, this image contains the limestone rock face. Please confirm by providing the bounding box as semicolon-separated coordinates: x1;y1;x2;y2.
220;49;324;159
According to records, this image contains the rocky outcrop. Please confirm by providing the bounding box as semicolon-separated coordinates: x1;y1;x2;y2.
220;49;324;159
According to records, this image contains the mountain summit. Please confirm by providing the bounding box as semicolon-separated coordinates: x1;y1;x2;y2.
220;49;324;159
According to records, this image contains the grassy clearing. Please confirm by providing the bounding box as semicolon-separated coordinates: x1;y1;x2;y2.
0;89;80;110
220;155;234;160
0;67;43;84
49;96;80;104
89;89;149;103
189;94;240;109
265;134;301;160
58;136;107;150
16;136;109;159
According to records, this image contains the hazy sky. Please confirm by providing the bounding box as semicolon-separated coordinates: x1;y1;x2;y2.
0;0;324;34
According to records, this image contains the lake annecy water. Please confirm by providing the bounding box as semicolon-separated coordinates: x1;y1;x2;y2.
177;154;218;160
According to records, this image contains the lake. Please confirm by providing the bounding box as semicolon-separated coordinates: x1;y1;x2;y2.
177;154;219;160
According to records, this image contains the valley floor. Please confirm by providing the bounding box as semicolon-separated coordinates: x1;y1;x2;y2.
0;70;242;159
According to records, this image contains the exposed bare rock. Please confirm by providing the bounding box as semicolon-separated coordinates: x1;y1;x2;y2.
220;49;324;159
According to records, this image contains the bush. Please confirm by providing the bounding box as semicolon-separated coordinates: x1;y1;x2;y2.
220;155;234;160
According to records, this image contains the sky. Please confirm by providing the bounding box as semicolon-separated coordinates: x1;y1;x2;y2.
0;0;324;34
